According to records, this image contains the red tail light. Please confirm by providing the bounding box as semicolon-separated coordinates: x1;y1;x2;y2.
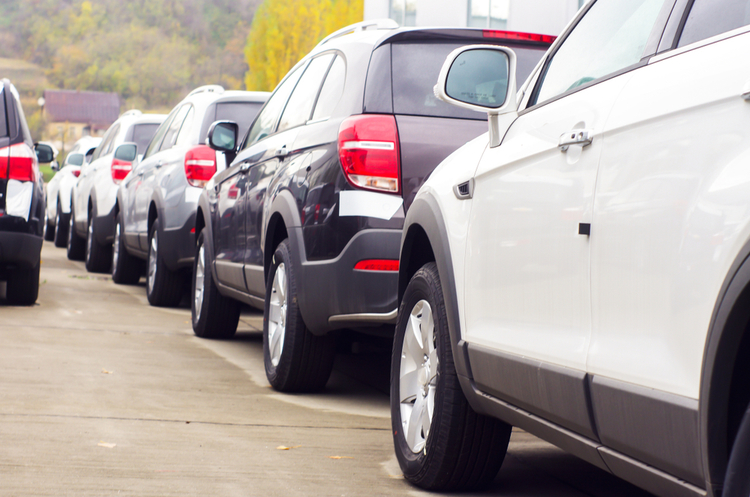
338;115;400;194
185;145;217;188
354;259;399;271
0;143;37;181
72;169;81;178
111;158;132;184
483;30;556;44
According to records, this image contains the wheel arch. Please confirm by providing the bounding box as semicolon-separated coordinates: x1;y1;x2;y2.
701;238;750;496
400;195;470;380
263;190;300;282
147;201;159;236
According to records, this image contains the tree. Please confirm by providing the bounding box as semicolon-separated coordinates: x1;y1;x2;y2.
244;0;363;92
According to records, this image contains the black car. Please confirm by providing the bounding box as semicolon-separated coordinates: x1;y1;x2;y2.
192;22;552;391
0;78;54;305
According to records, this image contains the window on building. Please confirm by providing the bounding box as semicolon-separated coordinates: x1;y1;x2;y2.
468;0;509;29
390;0;416;27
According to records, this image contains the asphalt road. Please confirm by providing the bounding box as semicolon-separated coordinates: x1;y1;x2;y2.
0;241;655;497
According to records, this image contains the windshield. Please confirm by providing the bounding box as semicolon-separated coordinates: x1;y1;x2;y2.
66;153;84;166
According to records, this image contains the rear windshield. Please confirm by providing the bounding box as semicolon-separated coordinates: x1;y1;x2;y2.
214;101;264;140
0;87;6;138
132;123;160;154
391;42;547;120
67;153;84;166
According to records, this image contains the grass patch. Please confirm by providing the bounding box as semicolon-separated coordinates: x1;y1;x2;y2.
40;164;56;183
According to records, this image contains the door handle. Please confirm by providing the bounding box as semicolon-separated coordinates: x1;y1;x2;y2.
559;129;594;152
275;145;290;158
155;160;163;169
136;169;144;177
239;162;251;173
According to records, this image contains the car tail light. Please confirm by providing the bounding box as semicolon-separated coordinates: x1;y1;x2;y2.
72;169;80;178
111;158;132;184
483;30;556;44
338;115;400;194
354;259;399;271
185;145;217;188
0;143;37;181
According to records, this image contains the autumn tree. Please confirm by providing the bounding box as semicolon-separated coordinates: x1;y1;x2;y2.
244;0;363;92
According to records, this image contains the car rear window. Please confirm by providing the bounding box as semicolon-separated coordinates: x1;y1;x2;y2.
214;102;264;141
390;42;547;120
0;87;7;138
132;123;159;154
67;153;84;166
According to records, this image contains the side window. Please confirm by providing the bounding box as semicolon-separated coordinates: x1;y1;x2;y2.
277;53;335;132
175;106;196;147
103;124;120;155
160;104;191;152
94;125;117;160
131;123;160;155
143;111;176;159
0;87;8;138
311;56;346;121
244;64;306;148
678;0;750;47
533;0;667;105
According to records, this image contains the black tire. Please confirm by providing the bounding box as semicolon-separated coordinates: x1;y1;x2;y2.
391;262;511;491
111;211;143;285
191;229;240;339
724;403;750;497
53;201;69;248
6;262;40;306
146;218;183;307
43;205;54;241
85;214;111;273
66;206;86;261
263;239;336;392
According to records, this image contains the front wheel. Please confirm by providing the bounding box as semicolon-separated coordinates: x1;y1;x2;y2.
724;403;750;497
111;211;143;284
391;262;511;491
191;229;240;338
85;215;111;273
146;218;183;307
54;200;69;248
66;206;86;261
263;239;335;392
43;204;54;241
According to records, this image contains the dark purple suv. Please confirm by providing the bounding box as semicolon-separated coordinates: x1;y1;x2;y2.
192;22;552;392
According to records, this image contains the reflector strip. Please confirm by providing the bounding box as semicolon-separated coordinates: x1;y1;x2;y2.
354;259;399;271
341;141;395;151
483;30;556;44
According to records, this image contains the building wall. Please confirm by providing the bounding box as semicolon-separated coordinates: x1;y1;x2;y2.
364;0;585;36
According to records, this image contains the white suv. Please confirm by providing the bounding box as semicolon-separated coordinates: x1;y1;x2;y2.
392;0;750;496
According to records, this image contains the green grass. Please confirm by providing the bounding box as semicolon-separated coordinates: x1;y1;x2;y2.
39;164;55;183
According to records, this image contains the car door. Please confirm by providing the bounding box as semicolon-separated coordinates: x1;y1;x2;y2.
587;1;750;486
462;0;670;440
75;124;117;231
134;105;190;249
211;63;306;294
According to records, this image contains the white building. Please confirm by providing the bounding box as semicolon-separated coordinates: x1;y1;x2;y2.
364;0;588;37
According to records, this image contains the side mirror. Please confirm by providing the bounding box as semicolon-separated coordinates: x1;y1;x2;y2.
434;45;518;147
50;161;60;172
114;142;138;162
84;147;96;164
34;143;55;164
207;121;239;153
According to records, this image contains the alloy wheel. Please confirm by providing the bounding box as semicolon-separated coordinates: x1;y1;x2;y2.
399;299;438;454
194;244;206;321
148;234;158;294
267;263;287;367
112;221;121;271
86;219;94;263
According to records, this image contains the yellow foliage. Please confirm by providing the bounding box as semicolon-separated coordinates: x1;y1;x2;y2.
244;0;364;92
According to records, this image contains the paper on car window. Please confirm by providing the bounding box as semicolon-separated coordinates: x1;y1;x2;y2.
338;190;403;220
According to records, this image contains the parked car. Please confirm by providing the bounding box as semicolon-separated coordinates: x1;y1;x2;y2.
0;78;55;305
191;21;552;392
114;86;269;305
391;0;750;495
67;110;166;272
44;135;101;247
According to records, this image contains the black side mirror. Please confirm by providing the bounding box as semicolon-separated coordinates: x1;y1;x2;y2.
50;161;60;172
114;142;138;162
34;143;55;164
207;121;239;153
84;147;96;164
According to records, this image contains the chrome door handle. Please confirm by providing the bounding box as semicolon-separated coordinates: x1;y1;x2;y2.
136;170;144;177
275;145;289;158
559;129;594;152
155;160;163;169
239;162;251;173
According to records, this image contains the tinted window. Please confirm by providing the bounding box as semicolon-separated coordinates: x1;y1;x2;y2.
391;42;546;120
0;87;7;138
94;124;119;160
175;106;195;147
245;64;305;147
312;56;346;121
144;111;176;159
213;101;263;141
131;123;160;154
66;153;84;166
679;0;750;47
533;0;667;105
160;104;191;152
278;54;335;132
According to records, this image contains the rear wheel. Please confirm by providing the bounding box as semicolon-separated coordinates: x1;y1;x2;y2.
43;205;54;241
191;229;240;339
6;262;40;306
391;262;511;491
53;200;69;248
263;239;336;392
85;214;111;273
146;218;183;307
66;206;86;261
111;211;142;284
724;403;750;497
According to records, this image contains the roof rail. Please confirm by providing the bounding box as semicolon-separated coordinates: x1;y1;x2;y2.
120;109;142;118
187;85;225;97
316;19;399;47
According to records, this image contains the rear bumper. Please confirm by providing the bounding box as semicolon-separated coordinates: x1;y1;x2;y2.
294;228;400;335
159;211;196;272
0;231;43;270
